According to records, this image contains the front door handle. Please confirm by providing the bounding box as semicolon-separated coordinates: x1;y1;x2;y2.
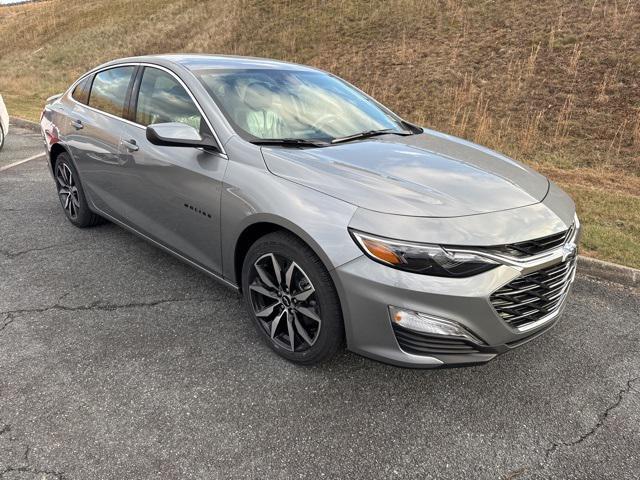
123;139;139;152
71;119;83;130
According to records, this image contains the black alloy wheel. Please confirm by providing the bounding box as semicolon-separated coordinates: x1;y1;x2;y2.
242;232;344;365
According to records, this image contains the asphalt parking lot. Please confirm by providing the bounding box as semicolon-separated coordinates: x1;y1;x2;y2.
1;126;639;479
0;125;45;170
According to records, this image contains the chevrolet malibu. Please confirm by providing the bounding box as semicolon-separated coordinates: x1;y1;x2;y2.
40;55;580;367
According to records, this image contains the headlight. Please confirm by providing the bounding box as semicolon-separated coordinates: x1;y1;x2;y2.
350;230;498;277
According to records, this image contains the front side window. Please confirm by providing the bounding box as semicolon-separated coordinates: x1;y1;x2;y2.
88;66;135;117
195;69;406;141
135;67;205;132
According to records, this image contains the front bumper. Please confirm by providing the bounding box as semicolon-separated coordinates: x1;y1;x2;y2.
334;233;579;368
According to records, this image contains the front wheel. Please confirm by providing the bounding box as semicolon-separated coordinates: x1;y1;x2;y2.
241;231;344;365
0;124;5;151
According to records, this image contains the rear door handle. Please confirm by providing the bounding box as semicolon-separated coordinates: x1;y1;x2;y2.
122;139;139;152
71;119;83;130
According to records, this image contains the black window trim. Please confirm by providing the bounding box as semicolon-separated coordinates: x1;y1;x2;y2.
125;65;144;123
66;62;226;156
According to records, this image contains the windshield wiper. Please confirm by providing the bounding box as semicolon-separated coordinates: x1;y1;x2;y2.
251;138;329;148
331;128;413;144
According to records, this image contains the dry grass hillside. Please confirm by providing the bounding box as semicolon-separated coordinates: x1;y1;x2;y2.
1;0;638;267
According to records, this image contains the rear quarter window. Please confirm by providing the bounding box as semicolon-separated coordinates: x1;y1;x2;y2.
71;75;93;105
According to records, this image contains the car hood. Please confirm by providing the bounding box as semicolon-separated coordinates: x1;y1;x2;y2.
261;129;550;218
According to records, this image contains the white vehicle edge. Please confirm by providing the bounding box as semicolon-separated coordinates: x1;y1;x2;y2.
0;94;9;151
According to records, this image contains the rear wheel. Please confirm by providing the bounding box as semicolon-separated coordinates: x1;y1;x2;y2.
0;124;4;151
241;231;344;365
54;153;104;227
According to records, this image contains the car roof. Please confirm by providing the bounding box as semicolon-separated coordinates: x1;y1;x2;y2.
106;54;321;73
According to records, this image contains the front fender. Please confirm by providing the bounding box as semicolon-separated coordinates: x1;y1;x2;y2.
220;157;362;285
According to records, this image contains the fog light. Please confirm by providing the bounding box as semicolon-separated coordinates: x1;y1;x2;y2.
389;306;483;344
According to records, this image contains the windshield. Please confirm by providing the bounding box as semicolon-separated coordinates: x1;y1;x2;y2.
195;69;407;142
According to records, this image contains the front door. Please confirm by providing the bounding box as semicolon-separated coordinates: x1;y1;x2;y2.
116;66;228;274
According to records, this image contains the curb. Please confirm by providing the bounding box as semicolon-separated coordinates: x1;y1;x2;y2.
578;256;639;288
10;116;40;132
6;115;639;288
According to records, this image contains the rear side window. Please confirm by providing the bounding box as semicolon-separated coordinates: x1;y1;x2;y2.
135;67;206;132
71;75;93;105
88;66;135;117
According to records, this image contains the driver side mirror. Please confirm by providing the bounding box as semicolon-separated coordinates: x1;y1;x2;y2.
146;122;219;151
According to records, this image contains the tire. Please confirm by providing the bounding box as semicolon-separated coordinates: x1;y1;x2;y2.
53;153;105;227
241;231;344;365
0;124;4;151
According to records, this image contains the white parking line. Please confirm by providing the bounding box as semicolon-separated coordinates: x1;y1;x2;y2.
0;152;46;172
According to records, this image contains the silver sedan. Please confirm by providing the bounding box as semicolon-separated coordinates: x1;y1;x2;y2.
40;55;580;367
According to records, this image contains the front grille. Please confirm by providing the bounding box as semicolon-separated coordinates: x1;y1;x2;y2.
392;323;481;355
490;257;576;329
499;227;573;257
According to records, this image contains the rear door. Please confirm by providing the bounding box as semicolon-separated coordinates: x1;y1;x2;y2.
117;65;228;274
66;65;137;216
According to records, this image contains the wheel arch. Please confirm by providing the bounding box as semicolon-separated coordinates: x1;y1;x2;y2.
49;143;88;188
231;215;337;292
49;142;70;170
